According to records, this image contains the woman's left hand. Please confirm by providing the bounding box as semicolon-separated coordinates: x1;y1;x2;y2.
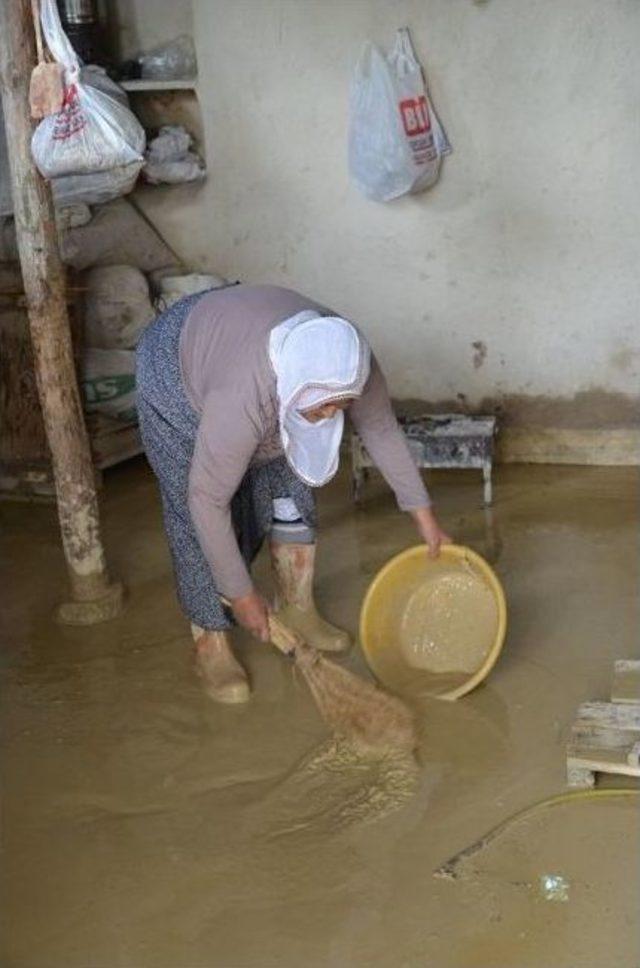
411;507;452;558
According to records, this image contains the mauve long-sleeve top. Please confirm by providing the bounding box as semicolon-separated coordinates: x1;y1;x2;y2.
179;284;430;599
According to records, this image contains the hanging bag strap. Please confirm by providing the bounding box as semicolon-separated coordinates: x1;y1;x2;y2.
389;26;420;77
30;0;46;64
39;0;81;83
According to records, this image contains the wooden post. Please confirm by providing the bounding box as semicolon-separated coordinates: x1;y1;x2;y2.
0;0;123;624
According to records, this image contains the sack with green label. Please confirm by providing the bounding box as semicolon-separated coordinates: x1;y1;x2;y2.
81;348;137;423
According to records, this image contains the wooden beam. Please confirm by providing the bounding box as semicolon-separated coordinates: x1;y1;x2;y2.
0;0;122;623
612;660;640;704
566;700;640;788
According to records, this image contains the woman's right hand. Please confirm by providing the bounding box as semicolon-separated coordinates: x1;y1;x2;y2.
231;590;271;642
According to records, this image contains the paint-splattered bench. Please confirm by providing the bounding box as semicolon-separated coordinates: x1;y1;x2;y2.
351;413;497;506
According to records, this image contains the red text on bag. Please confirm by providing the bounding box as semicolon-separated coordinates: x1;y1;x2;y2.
399;96;431;137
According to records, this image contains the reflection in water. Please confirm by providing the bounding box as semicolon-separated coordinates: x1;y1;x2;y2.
482;505;503;564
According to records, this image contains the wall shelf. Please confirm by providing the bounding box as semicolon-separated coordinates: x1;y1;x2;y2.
120;78;197;92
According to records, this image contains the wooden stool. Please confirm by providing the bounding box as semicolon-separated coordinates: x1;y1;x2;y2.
566;660;640;788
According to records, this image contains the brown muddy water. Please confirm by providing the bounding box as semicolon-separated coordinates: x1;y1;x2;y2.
1;463;639;967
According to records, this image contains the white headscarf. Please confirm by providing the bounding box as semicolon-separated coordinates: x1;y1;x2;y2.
269;310;371;486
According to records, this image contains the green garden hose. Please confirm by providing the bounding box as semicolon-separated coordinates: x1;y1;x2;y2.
434;787;640;880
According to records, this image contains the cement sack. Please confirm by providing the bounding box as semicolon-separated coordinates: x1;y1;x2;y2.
57;198;178;272
55;203;91;231
157;272;228;309
31;0;145;180
81;348;137;423
83;265;155;350
52;160;142;208
0;199;178;272
349;28;451;202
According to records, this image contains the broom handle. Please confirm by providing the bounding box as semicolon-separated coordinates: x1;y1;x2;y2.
219;597;303;656
267;612;304;655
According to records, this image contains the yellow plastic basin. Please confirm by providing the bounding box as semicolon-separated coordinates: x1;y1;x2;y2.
359;544;506;701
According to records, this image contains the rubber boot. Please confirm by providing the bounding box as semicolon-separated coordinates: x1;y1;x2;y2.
191;626;250;704
270;542;351;652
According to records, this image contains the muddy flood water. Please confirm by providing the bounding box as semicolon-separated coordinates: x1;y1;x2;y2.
1;463;639;967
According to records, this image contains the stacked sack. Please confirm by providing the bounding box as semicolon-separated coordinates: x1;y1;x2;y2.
81;265;154;424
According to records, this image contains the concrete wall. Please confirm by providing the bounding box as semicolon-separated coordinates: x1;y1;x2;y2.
115;0;640;461
106;0;193;62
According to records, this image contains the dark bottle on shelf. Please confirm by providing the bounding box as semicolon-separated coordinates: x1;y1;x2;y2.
56;0;113;73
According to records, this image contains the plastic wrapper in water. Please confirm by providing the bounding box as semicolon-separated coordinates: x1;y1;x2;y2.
539;874;570;902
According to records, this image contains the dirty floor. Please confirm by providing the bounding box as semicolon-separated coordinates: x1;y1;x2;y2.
1;462;639;968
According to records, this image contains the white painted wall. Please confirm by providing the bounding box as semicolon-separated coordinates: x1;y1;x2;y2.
107;0;193;61
118;0;640;428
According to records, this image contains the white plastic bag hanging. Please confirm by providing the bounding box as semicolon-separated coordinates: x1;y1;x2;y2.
348;28;451;202
31;0;145;179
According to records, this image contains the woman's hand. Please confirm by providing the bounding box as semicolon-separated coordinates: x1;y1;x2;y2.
411;507;452;558
231;590;271;642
